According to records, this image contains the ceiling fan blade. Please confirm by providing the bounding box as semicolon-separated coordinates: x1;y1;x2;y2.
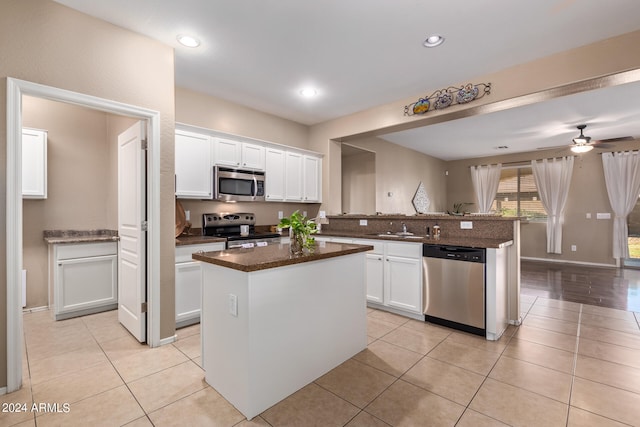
536;144;569;150
593;136;634;144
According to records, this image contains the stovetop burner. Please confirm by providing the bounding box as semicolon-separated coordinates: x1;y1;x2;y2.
202;212;281;241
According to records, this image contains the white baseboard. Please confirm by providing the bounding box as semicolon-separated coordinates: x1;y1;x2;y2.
22;305;49;314
158;334;177;346
521;257;617;268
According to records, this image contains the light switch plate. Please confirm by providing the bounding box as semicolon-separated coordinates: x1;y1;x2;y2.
278;211;283;219
185;210;190;221
359;219;368;226
597;212;611;220
586;213;591;219
319;210;326;218
228;294;238;317
460;221;473;229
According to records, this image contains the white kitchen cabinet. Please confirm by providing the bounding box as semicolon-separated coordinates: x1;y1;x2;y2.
175;242;225;327
302;155;321;202
283;152;322;203
241;142;266;170
284;151;303;201
353;238;422;316
213;137;265;171
49;242;118;320
22;128;47;199
265;147;285;201
175;130;213;199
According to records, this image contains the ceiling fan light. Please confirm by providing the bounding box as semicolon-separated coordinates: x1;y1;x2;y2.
571;144;594;153
572;136;590;144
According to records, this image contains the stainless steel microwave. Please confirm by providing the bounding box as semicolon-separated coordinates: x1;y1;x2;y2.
213;166;265;202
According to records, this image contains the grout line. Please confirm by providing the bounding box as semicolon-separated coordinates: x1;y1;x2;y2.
566;303;583;426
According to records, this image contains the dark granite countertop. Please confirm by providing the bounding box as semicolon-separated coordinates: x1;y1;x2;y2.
175;235;227;246
44;229;119;244
314;231;512;249
193;242;373;272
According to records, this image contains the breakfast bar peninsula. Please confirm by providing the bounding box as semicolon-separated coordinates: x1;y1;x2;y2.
193;241;373;419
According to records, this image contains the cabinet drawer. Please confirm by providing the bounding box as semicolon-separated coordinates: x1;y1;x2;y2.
386;242;421;258
352;239;384;254
56;242;117;260
176;243;225;263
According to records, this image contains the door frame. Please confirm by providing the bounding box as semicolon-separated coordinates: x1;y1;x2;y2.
6;77;162;393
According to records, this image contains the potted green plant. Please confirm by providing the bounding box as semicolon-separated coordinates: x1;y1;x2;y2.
448;202;473;216
278;210;318;255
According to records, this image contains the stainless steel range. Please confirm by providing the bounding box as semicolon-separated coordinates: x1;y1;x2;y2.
202;212;281;249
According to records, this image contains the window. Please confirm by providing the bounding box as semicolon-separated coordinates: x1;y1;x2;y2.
491;166;547;220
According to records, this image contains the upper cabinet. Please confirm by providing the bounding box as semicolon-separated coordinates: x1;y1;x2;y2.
22;128;47;199
303;154;321;203
175;125;321;203
175;130;213;199
213;137;265;171
265;147;285;201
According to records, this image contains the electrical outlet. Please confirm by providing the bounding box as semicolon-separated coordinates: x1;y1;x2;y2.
597;213;611;220
460;221;473;229
586;213;591;219
360;219;368;226
319;210;326;218
303;211;307;218
278;211;283;219
228;294;238;317
571;245;577;252
185;210;190;221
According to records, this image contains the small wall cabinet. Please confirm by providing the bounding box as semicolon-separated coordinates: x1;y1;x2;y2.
175;242;225;327
49;241;118;320
213;138;265;171
22;128;47;199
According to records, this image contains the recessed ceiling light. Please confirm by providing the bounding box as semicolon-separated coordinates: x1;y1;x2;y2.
299;88;318;98
423;34;444;48
177;34;201;48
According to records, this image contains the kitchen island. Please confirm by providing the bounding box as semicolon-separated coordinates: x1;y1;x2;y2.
193;241;373;420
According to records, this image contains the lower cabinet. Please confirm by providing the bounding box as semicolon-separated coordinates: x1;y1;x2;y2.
49;241;118;320
353;239;422;316
175;242;225;327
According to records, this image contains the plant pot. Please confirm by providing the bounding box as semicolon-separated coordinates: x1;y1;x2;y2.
289;229;306;256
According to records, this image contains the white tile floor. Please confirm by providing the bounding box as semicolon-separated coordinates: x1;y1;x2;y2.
3;296;640;426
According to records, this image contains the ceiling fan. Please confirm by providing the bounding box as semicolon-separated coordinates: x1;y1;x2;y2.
537;124;634;152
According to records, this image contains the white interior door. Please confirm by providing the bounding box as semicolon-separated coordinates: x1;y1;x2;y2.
118;121;147;342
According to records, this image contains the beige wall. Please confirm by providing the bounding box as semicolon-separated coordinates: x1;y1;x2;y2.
342;148;376;214
176;87;309;150
342;137;447;215
446;139;640;265
1;0;175;387
21;97;130;308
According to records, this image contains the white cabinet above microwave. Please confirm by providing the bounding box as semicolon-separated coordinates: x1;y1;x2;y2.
213;137;265;171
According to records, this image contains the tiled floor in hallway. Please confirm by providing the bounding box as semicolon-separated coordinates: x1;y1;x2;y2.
4;298;640;427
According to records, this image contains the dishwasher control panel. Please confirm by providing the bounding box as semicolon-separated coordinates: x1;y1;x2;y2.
422;245;485;263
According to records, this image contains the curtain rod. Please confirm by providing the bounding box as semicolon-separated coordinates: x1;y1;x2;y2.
469;156;576;168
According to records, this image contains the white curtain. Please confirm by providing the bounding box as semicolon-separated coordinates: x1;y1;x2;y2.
602;151;640;259
531;157;574;254
470;164;502;213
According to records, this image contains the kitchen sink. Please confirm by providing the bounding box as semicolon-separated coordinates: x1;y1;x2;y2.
368;232;424;239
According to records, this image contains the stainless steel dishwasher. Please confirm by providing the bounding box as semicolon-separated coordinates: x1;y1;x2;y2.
422;245;486;336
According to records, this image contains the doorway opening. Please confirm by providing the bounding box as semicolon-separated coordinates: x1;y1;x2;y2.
341;144;376;214
624;194;640;267
6;78;161;393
